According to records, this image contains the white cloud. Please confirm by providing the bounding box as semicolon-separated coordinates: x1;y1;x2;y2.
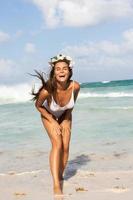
120;29;133;53
0;58;15;75
0;31;10;43
31;0;133;28
25;42;36;53
123;28;133;43
32;0;60;28
61;28;133;70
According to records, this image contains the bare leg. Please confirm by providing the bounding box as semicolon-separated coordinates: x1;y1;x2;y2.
58;114;72;180
59;119;72;180
41;117;63;194
49;141;63;193
59;142;70;180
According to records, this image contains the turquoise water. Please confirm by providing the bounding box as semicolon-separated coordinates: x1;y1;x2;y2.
0;79;133;173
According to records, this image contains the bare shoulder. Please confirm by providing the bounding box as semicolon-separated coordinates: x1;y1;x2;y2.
72;80;80;101
73;80;80;91
35;88;50;107
39;88;50;98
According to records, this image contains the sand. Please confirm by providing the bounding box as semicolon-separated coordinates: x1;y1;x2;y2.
0;169;133;200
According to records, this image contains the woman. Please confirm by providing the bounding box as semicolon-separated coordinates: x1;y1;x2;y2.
31;54;80;195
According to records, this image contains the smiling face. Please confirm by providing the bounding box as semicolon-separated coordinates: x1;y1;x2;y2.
54;61;70;83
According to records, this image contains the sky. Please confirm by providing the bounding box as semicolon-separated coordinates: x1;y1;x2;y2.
1;0;133;85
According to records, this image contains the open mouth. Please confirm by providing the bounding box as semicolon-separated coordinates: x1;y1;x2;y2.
59;75;65;78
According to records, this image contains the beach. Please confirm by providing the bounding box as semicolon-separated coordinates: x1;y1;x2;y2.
0;169;133;200
0;79;133;199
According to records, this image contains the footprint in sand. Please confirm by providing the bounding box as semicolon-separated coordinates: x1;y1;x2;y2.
75;187;88;192
115;177;120;180
89;173;95;176
111;186;129;193
14;192;26;196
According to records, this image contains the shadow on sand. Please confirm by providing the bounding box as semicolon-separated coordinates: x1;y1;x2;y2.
55;154;91;199
64;154;91;180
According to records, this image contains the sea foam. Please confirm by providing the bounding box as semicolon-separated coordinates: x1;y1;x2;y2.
1;82;133;105
79;92;133;98
0;82;40;105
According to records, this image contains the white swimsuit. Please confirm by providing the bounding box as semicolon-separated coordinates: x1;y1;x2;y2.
43;81;75;119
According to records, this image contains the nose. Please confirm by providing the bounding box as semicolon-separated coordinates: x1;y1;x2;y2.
59;69;65;73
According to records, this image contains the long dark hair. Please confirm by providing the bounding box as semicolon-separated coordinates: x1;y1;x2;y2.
30;59;73;101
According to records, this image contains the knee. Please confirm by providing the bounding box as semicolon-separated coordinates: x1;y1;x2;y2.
52;138;63;150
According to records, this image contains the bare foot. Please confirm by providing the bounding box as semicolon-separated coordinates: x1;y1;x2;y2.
54;186;63;195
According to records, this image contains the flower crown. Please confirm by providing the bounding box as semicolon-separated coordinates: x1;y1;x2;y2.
49;54;74;68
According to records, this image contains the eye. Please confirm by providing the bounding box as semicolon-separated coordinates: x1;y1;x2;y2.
55;67;61;71
63;67;68;70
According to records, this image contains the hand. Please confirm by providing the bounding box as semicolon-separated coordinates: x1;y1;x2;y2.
60;120;71;136
51;120;62;136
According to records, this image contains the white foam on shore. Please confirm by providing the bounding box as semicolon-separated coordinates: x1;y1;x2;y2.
101;81;111;84
0;169;47;176
79;92;133;98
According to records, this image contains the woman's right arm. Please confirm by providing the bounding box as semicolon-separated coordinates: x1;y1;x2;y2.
35;88;62;135
35;89;55;123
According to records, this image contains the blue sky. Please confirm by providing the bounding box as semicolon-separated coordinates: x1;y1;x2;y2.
1;0;133;85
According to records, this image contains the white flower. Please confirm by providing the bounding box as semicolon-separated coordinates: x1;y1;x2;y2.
50;54;74;68
57;54;65;60
69;61;74;68
65;56;72;61
51;58;57;62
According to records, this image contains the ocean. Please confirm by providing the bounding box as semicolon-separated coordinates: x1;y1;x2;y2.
0;79;133;175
